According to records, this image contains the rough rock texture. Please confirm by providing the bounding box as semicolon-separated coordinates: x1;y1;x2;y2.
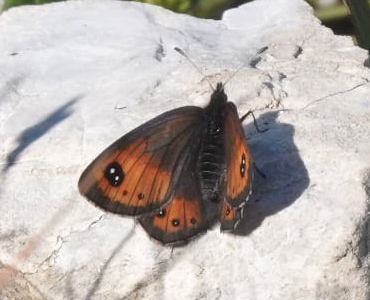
1;0;370;299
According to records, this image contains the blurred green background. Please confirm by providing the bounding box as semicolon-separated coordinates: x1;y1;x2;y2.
1;0;370;50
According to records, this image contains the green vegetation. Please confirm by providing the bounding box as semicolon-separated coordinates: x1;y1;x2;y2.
344;0;370;51
3;0;62;11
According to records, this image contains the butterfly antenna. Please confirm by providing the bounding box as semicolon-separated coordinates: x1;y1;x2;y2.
223;46;269;88
240;110;267;133
174;47;215;91
222;61;249;88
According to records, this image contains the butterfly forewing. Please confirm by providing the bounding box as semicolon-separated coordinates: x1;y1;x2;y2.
78;107;205;216
223;102;253;209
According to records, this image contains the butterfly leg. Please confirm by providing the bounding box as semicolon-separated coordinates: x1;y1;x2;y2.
240;110;267;133
253;163;266;179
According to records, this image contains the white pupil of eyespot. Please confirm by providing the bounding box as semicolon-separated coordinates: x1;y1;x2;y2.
115;175;120;181
110;168;115;174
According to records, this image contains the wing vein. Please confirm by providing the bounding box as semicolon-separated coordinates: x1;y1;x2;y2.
146;124;199;207
182;196;187;240
104;139;147;202
102;142;144;201
127;153;156;212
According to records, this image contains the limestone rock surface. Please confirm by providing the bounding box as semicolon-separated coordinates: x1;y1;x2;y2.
1;0;370;299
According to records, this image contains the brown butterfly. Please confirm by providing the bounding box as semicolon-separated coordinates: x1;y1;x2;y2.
78;82;263;244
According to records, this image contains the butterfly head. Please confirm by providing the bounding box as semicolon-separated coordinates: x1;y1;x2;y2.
208;82;227;110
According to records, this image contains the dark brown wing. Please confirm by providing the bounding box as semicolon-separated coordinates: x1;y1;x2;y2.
139;144;218;244
223;102;253;208
78;107;205;216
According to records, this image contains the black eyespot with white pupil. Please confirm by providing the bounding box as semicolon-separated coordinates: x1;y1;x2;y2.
157;209;166;218
172;219;180;227
240;154;246;177
104;162;124;186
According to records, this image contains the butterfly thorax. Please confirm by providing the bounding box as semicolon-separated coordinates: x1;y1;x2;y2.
197;83;228;203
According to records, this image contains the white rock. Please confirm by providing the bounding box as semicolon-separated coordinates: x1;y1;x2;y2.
0;0;370;299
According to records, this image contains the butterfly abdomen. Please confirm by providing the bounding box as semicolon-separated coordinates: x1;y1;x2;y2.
197;124;225;203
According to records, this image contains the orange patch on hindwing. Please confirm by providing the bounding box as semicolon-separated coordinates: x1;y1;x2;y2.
221;200;235;222
152;197;200;233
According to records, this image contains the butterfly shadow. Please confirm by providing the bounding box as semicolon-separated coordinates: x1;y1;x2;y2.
83;226;136;300
63;225;135;300
119;246;185;300
234;110;310;236
2;97;79;173
80;228;178;300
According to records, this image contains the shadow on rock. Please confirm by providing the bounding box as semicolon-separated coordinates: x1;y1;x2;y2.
3;98;78;173
234;110;310;236
64;226;136;300
84;227;135;300
79;225;178;300
119;245;185;300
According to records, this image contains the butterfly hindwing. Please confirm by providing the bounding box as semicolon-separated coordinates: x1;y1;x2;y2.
78;107;205;216
138;195;207;244
139;144;218;244
223;102;253;209
219;199;243;231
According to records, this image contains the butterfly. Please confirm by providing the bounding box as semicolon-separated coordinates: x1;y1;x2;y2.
78;82;263;244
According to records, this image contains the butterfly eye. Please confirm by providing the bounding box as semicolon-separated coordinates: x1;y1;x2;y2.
209;126;222;135
104;162;124;186
240;154;246;177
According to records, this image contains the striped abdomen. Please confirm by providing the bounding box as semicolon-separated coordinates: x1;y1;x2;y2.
197;128;225;203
